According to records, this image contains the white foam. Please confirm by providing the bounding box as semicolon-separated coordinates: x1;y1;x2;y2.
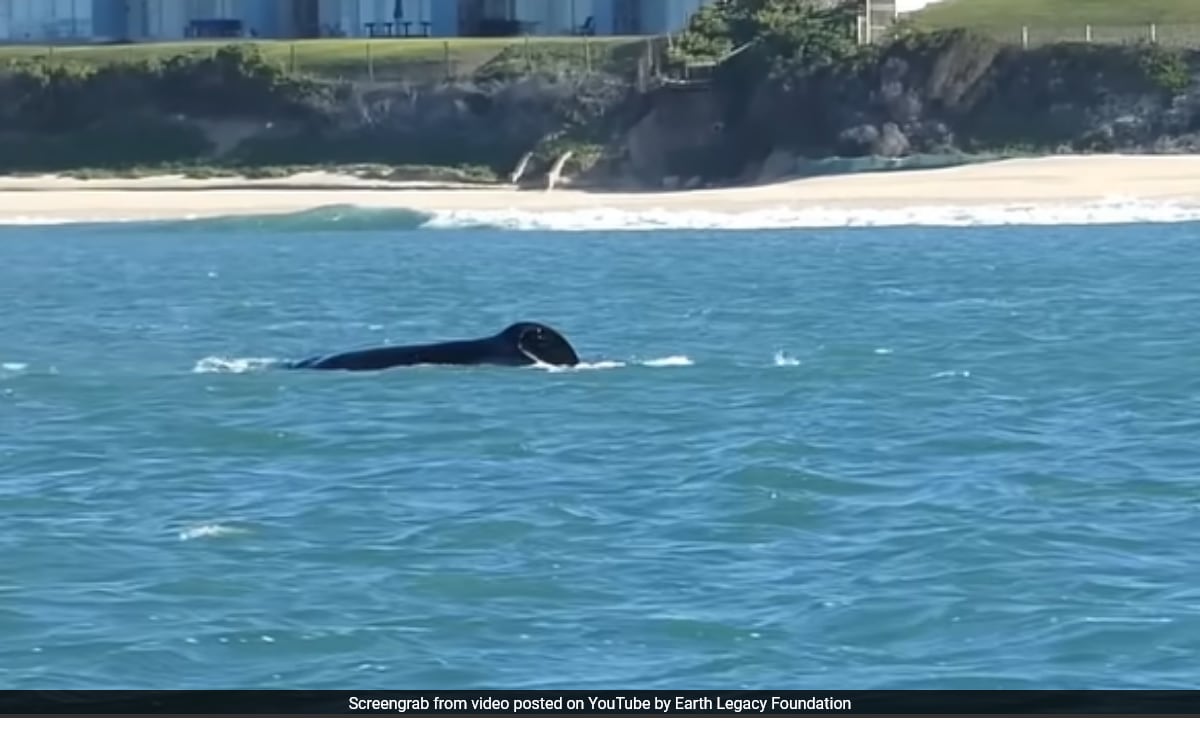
1;362;27;372
423;198;1200;231
566;360;626;371
931;370;972;379
532;355;693;372
0;216;82;226
0;215;147;226
6;196;1199;231
178;524;246;541
642;355;693;367
192;356;279;374
773;351;801;367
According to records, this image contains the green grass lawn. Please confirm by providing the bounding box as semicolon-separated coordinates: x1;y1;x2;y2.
913;0;1200;28
0;36;652;81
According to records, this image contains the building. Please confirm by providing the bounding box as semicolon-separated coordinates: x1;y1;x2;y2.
119;1;287;40
0;0;716;42
0;0;100;41
0;0;287;41
0;1;431;41
860;0;897;43
445;1;713;37
317;0;716;38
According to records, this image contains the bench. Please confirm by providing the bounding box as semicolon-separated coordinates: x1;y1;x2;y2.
185;18;243;38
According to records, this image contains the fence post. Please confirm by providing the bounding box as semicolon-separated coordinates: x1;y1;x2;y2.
443;40;451;80
1150;23;1158;44
1085;24;1092;43
366;41;374;82
1021;25;1028;49
289;43;296;74
584;36;591;73
523;35;531;72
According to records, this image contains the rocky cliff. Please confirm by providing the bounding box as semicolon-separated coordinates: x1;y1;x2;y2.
608;29;1200;188
1;33;1199;188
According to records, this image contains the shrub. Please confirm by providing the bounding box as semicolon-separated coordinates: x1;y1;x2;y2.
1135;43;1191;97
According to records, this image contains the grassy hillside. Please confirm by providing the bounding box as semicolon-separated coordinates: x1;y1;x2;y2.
0;36;650;81
914;0;1200;28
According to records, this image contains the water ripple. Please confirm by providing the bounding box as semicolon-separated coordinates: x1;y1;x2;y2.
2;222;1200;688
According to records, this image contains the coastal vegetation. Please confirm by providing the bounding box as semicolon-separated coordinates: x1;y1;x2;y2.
0;42;637;179
0;0;1198;187
670;0;859;69
0;36;646;82
914;0;1200;29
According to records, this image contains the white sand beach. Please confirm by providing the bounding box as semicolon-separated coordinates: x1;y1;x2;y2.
1;155;1199;223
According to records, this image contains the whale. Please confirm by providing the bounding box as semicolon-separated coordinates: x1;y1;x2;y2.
286;322;580;371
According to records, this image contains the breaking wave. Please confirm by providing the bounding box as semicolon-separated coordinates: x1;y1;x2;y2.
5;197;1200;233
423;198;1200;231
137;205;435;233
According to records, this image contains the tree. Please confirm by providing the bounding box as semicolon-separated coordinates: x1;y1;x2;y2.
675;0;861;69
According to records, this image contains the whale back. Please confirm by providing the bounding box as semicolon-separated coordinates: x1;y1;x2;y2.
500;322;580;367
288;321;580;371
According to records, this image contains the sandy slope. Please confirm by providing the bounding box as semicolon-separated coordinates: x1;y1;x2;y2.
1;155;1199;222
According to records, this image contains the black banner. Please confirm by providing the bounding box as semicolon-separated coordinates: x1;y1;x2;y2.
0;690;1199;716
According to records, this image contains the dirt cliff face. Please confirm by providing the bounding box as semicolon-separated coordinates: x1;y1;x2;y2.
609;29;1200;188
228;75;623;174
623;87;726;185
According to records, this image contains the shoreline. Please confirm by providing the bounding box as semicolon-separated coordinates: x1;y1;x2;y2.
3;155;1200;223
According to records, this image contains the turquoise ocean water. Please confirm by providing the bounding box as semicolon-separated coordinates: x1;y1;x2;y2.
2;207;1200;689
